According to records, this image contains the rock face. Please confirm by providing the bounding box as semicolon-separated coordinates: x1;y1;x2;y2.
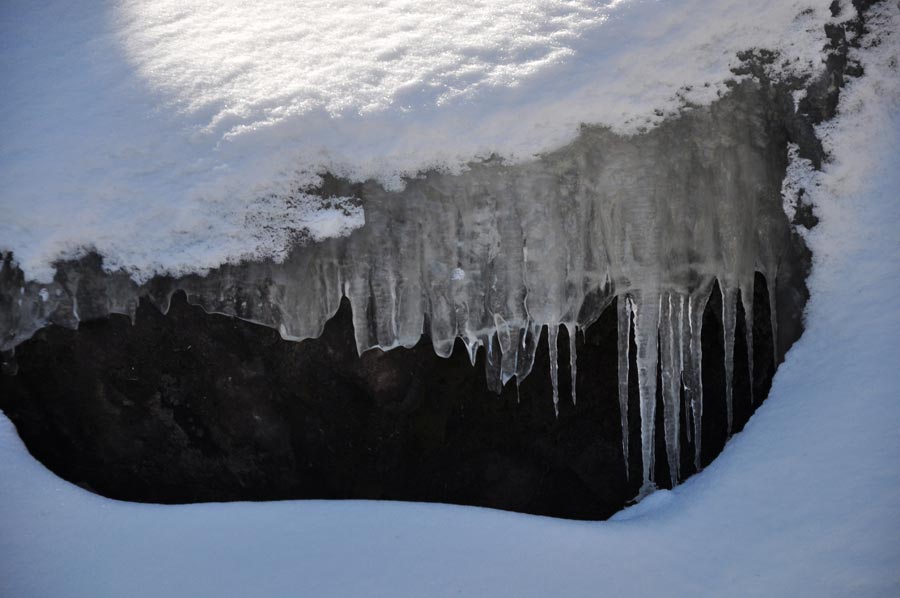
1;48;837;518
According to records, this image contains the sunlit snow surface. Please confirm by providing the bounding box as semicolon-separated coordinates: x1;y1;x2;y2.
1;3;899;596
0;0;833;283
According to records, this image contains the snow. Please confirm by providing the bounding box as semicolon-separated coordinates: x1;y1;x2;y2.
1;1;899;596
0;0;834;283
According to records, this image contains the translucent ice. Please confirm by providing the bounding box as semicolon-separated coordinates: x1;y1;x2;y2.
566;323;578;407
548;325;560;417
0;81;799;492
617;296;632;477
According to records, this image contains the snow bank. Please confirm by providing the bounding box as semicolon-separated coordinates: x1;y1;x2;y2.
1;0;834;282
0;3;898;596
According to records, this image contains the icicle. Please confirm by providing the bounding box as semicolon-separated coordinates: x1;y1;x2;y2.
566;322;577;406
670;293;683;483
660;292;681;485
679;294;689;444
548;324;560;417
463;335;479;366
684;378;693;445
677;295;686;382
633;292;659;492
741;284;754;404
388;270;398;342
768;275;778;366
617;295;632;477
484;333;503;394
722;284;738;436
688;288;709;472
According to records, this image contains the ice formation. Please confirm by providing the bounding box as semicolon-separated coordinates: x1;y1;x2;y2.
0;2;833;494
0;79;801;492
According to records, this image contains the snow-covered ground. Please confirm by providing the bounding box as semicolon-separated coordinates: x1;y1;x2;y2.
1;1;899;596
1;0;833;283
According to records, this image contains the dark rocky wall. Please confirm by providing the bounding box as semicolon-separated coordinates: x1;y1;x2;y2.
1;271;791;520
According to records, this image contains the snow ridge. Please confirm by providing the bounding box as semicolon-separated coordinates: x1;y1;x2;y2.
1;0;833;283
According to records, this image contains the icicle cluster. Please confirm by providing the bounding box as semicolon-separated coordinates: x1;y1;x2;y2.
0;83;793;492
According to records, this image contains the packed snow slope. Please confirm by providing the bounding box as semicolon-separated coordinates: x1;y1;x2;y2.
0;0;834;283
1;3;899;596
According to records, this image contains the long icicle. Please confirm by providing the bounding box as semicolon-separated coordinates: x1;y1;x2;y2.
741;283;754;404
617;296;632;478
689;288;709;472
679;294;689;446
672;293;684;482
566;322;577;406
722;284;738;436
660;292;681;485
768;272;778;367
548;324;560;417
683;299;693;447
633;292;660;494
